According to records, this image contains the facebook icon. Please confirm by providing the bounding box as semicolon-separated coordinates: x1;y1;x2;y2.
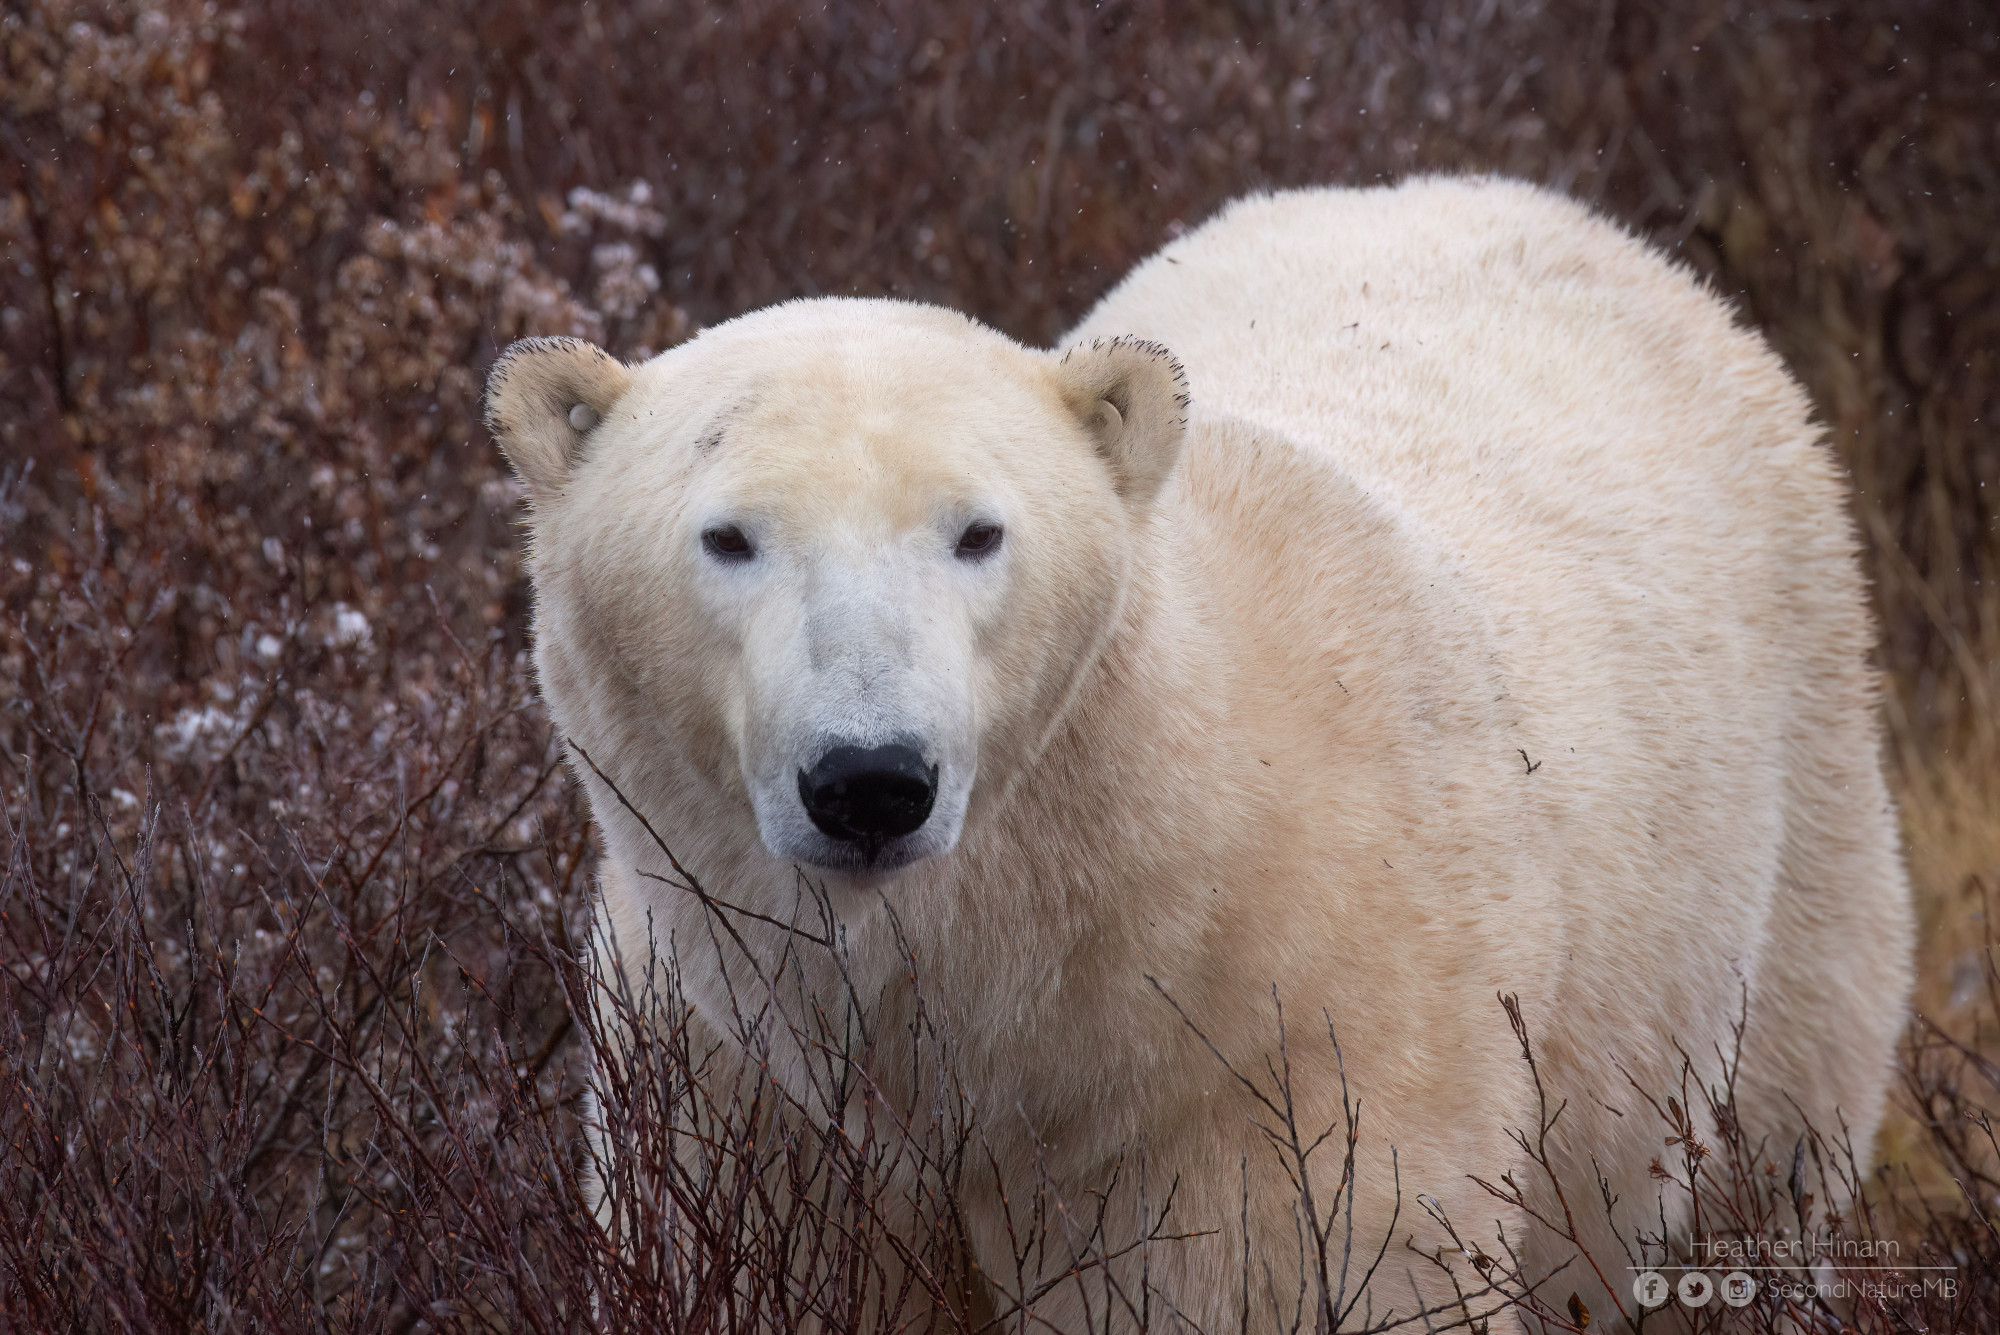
1633;1271;1671;1309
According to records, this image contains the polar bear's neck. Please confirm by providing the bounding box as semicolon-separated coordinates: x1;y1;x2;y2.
935;495;1277;1020
1002;533;1253;889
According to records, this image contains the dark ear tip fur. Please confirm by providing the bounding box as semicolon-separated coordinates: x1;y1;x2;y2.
485;337;563;428
1094;335;1189;396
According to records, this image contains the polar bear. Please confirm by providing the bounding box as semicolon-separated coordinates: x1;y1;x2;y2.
486;177;1912;1331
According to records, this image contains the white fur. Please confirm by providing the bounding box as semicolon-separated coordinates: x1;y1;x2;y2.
489;177;1913;1331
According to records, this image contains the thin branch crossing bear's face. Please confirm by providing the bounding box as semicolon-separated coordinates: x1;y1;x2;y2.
486;302;1187;883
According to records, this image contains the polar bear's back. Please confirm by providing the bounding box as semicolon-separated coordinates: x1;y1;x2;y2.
1068;180;1855;641
1067;177;1875;848
1066;178;1910;1223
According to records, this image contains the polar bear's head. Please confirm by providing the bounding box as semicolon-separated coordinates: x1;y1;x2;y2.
488;300;1186;880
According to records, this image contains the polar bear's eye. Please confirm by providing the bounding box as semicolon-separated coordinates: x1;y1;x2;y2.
702;525;755;561
955;522;1004;559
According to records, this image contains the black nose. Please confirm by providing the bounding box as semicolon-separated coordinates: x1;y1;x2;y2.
797;742;938;855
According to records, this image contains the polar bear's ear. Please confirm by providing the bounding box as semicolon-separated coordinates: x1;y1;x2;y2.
1054;337;1190;509
484;336;633;500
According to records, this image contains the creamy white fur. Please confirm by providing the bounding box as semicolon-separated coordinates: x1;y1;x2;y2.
488;176;1913;1331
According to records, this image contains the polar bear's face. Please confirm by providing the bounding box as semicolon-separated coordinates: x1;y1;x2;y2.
487;302;1186;880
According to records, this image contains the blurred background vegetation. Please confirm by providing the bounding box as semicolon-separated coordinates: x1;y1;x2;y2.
2;0;1997;1328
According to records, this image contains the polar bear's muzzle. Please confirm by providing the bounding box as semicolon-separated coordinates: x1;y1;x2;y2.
734;561;980;876
796;741;938;864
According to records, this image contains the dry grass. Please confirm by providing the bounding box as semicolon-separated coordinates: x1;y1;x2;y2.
2;0;1997;1329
